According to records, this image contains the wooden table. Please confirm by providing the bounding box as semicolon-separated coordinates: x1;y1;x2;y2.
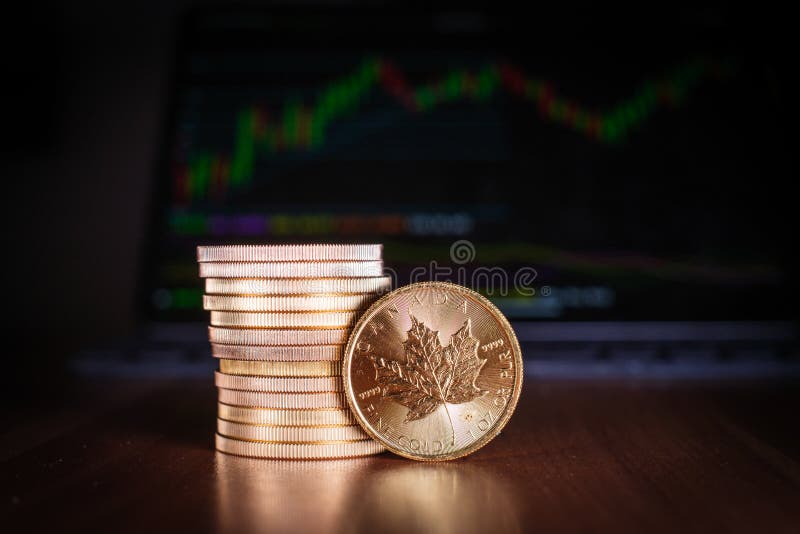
3;379;799;533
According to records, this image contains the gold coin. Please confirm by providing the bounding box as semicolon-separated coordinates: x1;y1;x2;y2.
215;434;385;459
210;311;359;328
211;344;343;361
343;281;523;461
199;261;383;279
204;294;378;312
220;359;341;377
217;389;348;409
205;277;392;296
217;419;370;442
197;244;382;262
208;327;350;346
217;403;357;426
214;371;341;392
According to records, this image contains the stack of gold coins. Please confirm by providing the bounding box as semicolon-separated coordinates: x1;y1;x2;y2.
197;244;389;459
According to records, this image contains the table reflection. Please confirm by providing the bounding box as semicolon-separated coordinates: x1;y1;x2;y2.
215;453;521;533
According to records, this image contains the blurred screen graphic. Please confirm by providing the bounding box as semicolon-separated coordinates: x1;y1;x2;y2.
145;8;792;323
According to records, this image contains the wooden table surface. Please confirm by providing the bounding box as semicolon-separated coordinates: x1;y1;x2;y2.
3;379;799;533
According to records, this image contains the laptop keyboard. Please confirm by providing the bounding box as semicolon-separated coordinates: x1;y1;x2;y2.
73;324;799;380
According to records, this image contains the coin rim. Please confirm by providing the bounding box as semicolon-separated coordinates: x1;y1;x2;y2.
214;433;385;459
197;243;382;262
342;281;524;462
214;371;342;392
219;359;341;377
204;276;392;296
217;388;348;409
199;261;384;278
217;419;369;442
208;326;350;345
210;310;359;328
217;402;357;427
210;343;344;361
203;294;374;311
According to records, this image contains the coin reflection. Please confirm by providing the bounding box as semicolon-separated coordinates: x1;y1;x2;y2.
216;453;520;533
215;453;377;533
352;463;521;534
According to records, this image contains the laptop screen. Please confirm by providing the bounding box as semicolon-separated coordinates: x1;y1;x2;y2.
144;7;793;323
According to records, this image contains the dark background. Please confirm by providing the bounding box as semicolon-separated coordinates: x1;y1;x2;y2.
2;1;190;395
3;1;181;343
2;5;799;532
1;3;796;390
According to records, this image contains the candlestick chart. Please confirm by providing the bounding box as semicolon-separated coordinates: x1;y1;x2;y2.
173;56;732;204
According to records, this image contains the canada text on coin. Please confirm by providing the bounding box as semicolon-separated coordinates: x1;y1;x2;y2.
343;282;522;461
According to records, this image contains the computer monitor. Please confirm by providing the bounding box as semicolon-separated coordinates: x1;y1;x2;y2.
142;6;793;325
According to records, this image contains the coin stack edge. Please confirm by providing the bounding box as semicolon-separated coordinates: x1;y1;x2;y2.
198;244;388;459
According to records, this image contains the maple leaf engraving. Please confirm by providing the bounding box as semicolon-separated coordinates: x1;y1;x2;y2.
370;315;487;424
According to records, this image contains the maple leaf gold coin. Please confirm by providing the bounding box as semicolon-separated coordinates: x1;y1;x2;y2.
343;281;523;461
